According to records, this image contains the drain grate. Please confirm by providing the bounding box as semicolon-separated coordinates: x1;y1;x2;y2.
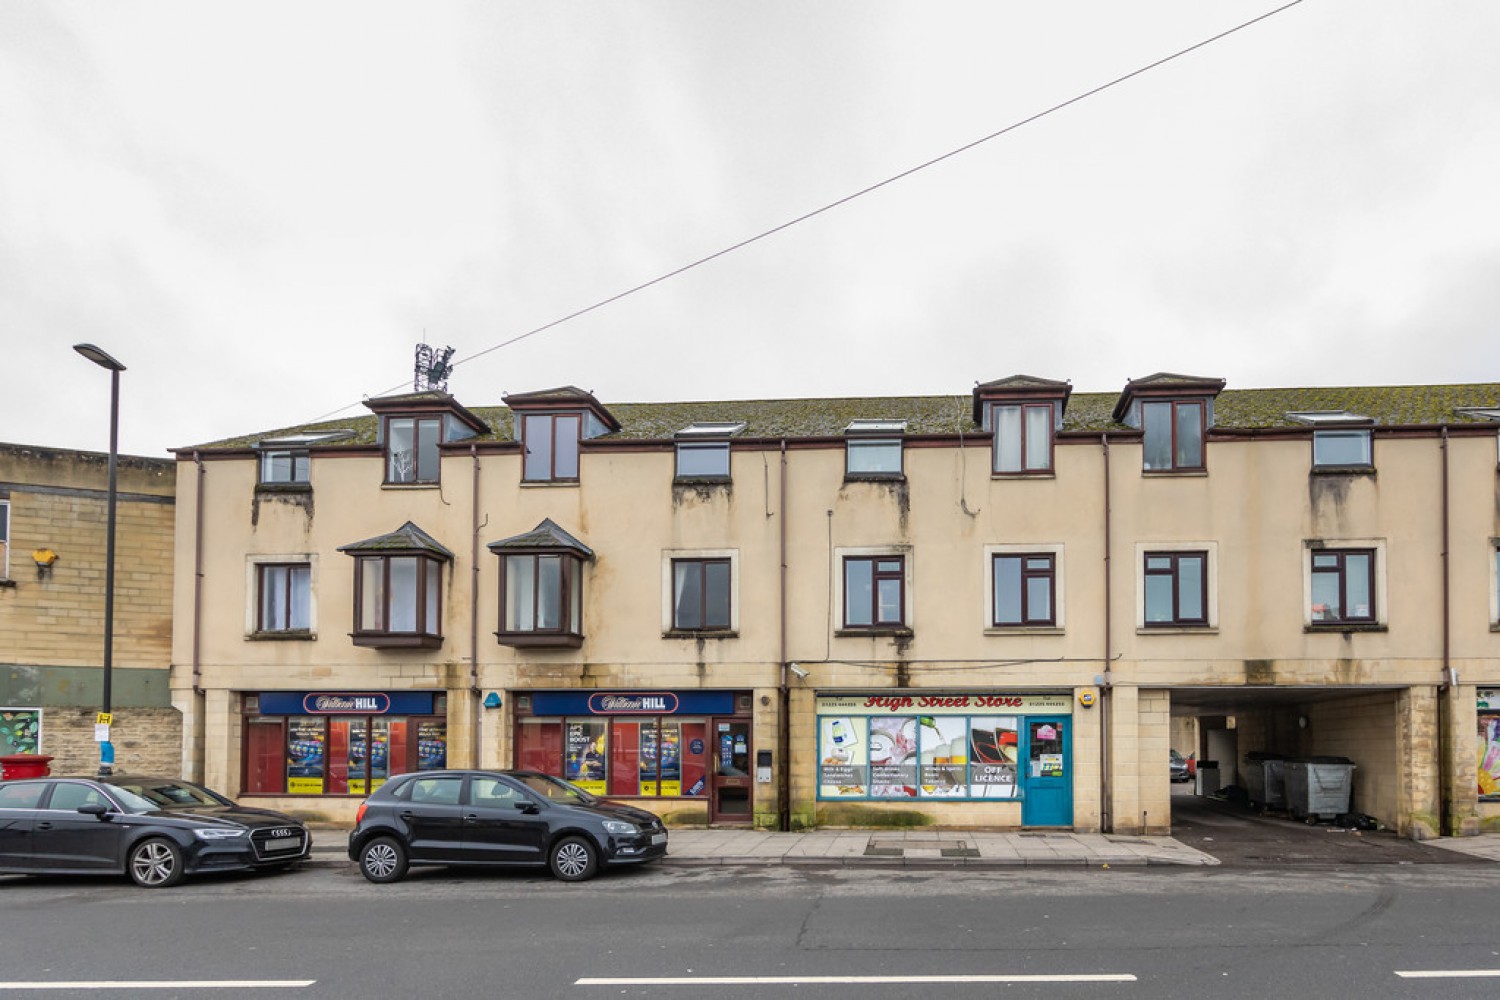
941;848;981;858
863;847;904;857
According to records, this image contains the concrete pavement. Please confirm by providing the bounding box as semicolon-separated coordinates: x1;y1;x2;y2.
311;825;1500;870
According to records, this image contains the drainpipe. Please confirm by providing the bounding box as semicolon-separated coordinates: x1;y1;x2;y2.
778;439;791;831
1100;434;1113;834
471;444;483;769
191;451;205;699
1438;426;1451;835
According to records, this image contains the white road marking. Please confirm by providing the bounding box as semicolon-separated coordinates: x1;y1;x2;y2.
0;982;315;991
1396;970;1500;979
578;974;1135;985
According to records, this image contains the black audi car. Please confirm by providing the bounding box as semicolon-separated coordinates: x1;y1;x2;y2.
348;769;668;883
0;775;311;887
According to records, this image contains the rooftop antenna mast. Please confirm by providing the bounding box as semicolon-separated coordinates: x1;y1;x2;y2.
414;342;456;393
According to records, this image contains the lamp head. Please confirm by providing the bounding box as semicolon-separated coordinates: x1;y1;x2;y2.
73;344;126;372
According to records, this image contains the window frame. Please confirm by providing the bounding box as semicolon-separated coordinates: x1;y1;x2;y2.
0;496;9;580
255;562;313;635
497;550;586;647
258;449;310;486
1306;546;1378;627
1312;428;1373;470
351;553;445;648
837;550;911;632
1141;399;1206;473
988;550;1059;628
522;412;583;484
1490;540;1500;630
675;440;731;481
383;415;444;485
1136;546;1215;630
989;401;1055;475
665;553;737;634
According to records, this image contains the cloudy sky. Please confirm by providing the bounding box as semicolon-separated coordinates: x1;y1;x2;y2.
3;1;1498;458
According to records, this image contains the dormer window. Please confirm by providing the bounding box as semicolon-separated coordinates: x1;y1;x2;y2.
845;420;905;478
505;387;620;485
675;422;743;481
1289;412;1374;470
1113;374;1225;474
973;375;1070;477
365;393;486;488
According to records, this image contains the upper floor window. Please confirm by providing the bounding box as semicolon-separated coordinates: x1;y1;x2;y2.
1309;549;1374;624
845;420;905;478
339;521;453;649
843;554;907;629
1491;542;1500;628
353;554;443;645
523;413;582;483
1142;400;1204;472
1313;429;1372;469
1143;550;1208;627
671;557;732;631
991;403;1054;474
257;563;311;633
490;519;593;648
259;450;309;485
386;416;442;484
992;553;1056;627
675;423;742;482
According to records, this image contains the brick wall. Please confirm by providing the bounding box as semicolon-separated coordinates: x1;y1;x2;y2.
26;707;182;776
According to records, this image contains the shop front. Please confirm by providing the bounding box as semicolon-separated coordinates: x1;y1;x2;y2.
1480;689;1500;802
815;692;1074;827
240;692;448;796
514;690;754;825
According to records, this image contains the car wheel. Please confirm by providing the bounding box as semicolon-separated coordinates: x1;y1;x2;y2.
549;836;599;882
359;836;408;884
128;838;185;888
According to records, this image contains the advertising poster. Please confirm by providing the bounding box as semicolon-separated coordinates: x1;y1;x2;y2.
417;720;447;770
286;718;325;794
1478;692;1500;798
968;716;1019;799
0;708;41;756
818;716;867;798
565;721;607;795
868;716;917;798
918;715;967;798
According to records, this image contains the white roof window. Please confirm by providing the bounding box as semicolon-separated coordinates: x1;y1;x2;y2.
257;429;356;447
675;422;746;439
1286;411;1372;426
845;419;907;436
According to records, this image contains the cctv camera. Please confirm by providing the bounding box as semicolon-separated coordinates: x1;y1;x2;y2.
788;664;809;679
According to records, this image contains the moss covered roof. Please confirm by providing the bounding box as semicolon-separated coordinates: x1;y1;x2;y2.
193;381;1500;452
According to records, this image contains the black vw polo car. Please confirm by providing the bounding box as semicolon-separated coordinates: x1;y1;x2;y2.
0;775;311;887
348;769;668;883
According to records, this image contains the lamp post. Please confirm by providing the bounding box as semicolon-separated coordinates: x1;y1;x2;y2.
73;343;125;776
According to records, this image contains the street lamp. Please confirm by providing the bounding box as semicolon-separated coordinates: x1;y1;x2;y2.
73;343;125;776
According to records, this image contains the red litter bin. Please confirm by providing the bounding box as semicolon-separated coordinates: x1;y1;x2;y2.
0;754;54;780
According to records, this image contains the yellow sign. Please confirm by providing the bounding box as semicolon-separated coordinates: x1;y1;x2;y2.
96;712;113;726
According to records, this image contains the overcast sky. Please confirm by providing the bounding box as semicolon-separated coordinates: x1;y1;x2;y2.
3;1;1498;458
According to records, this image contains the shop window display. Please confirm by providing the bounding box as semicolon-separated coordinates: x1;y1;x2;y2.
1480;690;1500;799
819;711;1021;801
519;717;709;799
243;714;446;795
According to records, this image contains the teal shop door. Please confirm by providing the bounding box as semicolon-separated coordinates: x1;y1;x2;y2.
1021;717;1072;827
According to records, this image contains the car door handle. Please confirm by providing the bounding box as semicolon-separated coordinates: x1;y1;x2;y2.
399;811;415;820
35;822;53;830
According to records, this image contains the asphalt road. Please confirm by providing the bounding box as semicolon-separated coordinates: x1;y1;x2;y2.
5;860;1500;998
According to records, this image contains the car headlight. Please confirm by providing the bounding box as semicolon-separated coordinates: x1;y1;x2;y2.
601;820;638;835
194;828;247;840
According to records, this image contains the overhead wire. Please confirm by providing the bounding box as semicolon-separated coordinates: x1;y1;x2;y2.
303;0;1307;426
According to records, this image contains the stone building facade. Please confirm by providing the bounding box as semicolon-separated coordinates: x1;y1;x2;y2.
0;443;179;775
169;376;1500;837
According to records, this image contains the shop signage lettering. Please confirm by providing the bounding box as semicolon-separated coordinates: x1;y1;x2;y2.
302;693;391;714
588;693;680;715
823;693;1070;715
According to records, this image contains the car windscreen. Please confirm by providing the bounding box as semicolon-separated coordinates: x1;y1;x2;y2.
110;780;232;809
103;785;162;813
513;773;598;805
